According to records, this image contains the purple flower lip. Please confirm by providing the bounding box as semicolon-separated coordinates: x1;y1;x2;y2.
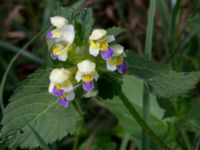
101;47;114;60
59;97;68;107
47;31;53;38
52;86;64;96
117;60;127;74
83;81;94;92
50;52;58;60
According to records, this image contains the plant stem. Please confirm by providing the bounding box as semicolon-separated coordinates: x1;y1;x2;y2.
142;84;150;150
74;98;84;117
73;124;82;150
73;133;79;150
0;25;50;114
119;91;171;150
181;130;192;150
143;0;156;149
119;133;130;150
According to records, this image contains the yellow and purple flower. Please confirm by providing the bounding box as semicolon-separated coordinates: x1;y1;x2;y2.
89;29;115;60
47;16;75;61
75;60;98;92
49;68;75;107
50;41;72;61
106;44;127;74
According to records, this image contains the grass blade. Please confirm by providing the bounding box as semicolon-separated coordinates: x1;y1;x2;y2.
144;0;156;60
165;28;200;62
119;133;130;150
143;0;156;149
0;25;49;113
0;40;43;64
170;0;182;49
0;56;19;84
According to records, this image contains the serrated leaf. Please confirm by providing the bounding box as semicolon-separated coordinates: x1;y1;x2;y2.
1;69;82;149
24;119;50;150
127;52;200;98
81;8;94;39
74;8;94;42
107;27;125;37
56;0;85;20
101;75;180;149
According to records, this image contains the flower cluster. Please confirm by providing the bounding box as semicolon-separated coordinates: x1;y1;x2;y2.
47;16;75;61
47;16;127;107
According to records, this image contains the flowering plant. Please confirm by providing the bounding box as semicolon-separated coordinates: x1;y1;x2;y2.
47;16;127;107
1;1;200;150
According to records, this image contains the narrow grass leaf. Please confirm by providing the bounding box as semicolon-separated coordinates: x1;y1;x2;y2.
0;40;43;64
119;133;130;150
165;28;200;62
143;0;156;149
0;25;49;114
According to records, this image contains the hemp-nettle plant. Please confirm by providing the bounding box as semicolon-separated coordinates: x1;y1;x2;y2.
1;1;200;150
47;16;127;107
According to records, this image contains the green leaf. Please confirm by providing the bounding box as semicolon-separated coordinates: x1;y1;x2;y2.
176;98;200;132
188;99;200;125
70;0;84;10
1;69;82;149
0;25;50;114
107;27;125;37
157;98;176;119
101;75;180;149
74;8;94;41
81;8;94;39
97;72;122;99
56;0;85;20
127;52;200;98
24;119;51;150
